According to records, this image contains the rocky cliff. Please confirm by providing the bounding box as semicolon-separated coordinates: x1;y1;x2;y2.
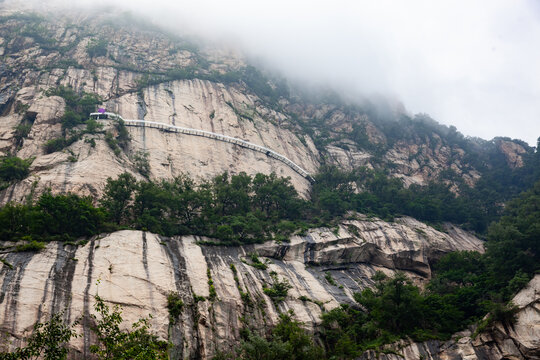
360;275;540;360
0;4;537;360
0;6;321;203
0;217;483;359
0;5;532;205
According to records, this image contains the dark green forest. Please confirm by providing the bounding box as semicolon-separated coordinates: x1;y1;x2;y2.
319;177;540;356
2;143;539;245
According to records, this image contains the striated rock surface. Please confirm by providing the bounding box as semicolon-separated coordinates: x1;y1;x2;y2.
0;76;319;204
0;6;319;203
360;275;540;360
0;217;483;359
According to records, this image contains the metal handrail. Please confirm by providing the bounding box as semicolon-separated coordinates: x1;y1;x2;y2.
90;112;315;183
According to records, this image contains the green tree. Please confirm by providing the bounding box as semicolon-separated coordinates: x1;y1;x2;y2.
354;272;426;336
252;173;302;219
133;181;169;233
240;312;324;360
100;173;137;225
0;203;31;241
35;192;105;239
484;181;540;286
0;313;77;360
263;272;292;303
89;295;168;360
0;156;32;182
162;174;206;233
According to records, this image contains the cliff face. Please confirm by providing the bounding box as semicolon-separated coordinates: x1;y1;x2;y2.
1;76;319;204
0;8;320;201
0;217;483;359
0;5;537;360
0;6;531;205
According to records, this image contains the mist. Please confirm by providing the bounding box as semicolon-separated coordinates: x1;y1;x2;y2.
5;0;540;145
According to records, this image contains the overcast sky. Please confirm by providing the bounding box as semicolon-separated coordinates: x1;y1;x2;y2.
9;0;540;145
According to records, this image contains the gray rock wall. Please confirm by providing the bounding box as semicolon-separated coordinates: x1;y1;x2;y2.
0;216;483;359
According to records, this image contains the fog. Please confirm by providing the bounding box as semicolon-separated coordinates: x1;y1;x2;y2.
6;0;540;145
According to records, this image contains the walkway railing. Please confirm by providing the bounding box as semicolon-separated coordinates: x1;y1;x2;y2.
90;112;315;183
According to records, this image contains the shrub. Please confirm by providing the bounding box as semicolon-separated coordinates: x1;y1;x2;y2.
167;292;184;324
85;119;102;134
263;272;292;303
45;86;101;130
134;151;150;178
15;240;46;252
45;138;67;154
44;135;80;154
114;119;130;149
61;109;83;129
207;268;217;301
249;253;268;270
105;132;121;156
86;38;108;58
240;311;324;360
14;123;32;144
0;156;32;182
193;294;206;303
325;272;338;286
89;295;168;359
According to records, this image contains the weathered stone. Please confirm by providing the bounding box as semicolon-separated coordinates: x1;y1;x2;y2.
0;217;483;359
0;5;536;360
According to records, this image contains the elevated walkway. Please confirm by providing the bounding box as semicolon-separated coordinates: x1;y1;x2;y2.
90;112;315;183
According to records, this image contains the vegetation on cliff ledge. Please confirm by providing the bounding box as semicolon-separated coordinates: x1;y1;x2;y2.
318;180;539;357
0;156;32;190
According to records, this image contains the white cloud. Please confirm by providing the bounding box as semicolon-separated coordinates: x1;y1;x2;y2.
7;0;540;145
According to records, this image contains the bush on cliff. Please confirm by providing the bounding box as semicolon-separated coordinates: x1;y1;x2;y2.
237;312;324;360
0;156;32;183
0;192;106;243
45;86;101;129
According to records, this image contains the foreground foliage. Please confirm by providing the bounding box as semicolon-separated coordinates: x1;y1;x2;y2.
0;313;76;360
0;296;166;359
89;295;168;359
